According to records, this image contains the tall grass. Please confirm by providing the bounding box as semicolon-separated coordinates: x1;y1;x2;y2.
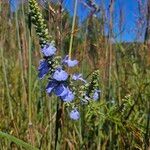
0;1;150;150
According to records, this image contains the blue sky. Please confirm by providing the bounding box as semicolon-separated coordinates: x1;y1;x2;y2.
63;0;141;42
10;0;145;42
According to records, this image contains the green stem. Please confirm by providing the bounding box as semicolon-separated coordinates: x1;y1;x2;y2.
0;47;14;120
28;18;35;145
68;0;78;59
27;1;34;144
49;96;52;150
55;99;61;150
15;8;27;108
28;31;32;125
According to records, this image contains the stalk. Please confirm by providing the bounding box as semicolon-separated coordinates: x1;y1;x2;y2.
15;7;27;108
28;1;35;145
145;101;150;149
68;0;78;59
28;19;35;146
0;47;14;121
108;0;114;101
28;33;32;126
55;99;61;150
48;96;52;150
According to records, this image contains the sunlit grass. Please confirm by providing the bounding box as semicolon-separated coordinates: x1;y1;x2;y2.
0;1;149;149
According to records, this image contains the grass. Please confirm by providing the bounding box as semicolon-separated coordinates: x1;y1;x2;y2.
0;1;150;150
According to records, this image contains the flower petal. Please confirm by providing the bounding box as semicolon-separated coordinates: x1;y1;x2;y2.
53;68;68;81
62;55;78;67
67;59;78;67
72;73;86;83
53;84;68;97
38;60;49;79
62;55;69;62
41;43;56;57
69;109;80;120
46;80;58;94
61;89;74;102
93;90;101;101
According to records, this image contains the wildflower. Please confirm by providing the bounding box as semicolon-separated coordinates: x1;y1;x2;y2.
41;43;56;57
62;55;78;67
29;0;101;121
46;80;74;102
53;68;68;81
93;89;101;101
53;84;68;97
46;80;67;95
61;89;74;102
38;59;50;79
72;73;86;83
69;109;80;120
46;80;58;94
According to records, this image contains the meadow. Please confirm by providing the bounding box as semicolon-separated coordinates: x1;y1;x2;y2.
0;0;150;149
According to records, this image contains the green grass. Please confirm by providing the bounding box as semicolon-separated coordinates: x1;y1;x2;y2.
0;1;150;150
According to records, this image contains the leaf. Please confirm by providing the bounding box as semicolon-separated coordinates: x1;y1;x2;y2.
0;131;38;150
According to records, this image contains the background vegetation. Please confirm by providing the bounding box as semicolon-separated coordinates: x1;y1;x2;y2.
0;0;150;149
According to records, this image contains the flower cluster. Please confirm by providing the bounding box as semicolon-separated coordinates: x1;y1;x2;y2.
46;68;74;103
29;0;101;121
80;70;101;104
38;41;82;120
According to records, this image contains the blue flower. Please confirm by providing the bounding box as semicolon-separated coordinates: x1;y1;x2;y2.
53;84;68;97
61;88;74;102
93;90;101;101
46;80;58;94
38;59;49;79
46;79;74;101
72;73;86;83
62;55;78;67
69;109;80;120
41;43;56;57
53;68;68;81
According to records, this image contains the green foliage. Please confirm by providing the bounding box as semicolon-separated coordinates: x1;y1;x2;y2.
0;131;38;150
0;1;149;149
